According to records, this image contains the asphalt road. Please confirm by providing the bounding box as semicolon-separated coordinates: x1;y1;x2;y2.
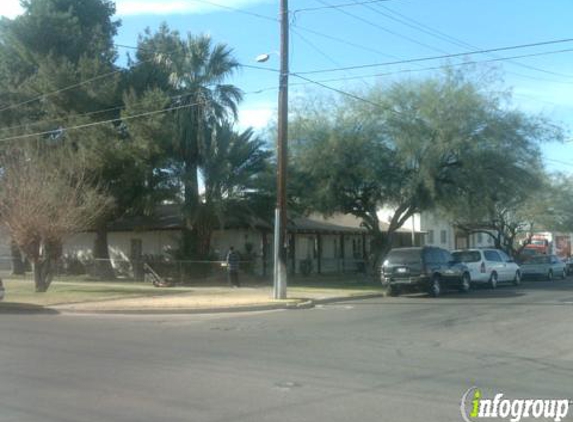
2;279;573;422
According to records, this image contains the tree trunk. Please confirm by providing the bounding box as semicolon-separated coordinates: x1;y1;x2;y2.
93;224;116;280
33;258;53;292
182;162;200;258
10;240;25;275
368;231;389;273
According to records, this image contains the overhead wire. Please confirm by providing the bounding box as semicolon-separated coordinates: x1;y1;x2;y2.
290;47;573;86
315;0;450;55
290;28;373;89
365;1;573;80
0;87;273;143
293;0;390;13
296;38;573;75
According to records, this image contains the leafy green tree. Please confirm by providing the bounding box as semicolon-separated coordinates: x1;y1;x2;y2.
133;26;243;258
290;70;562;266
0;0;124;277
195;123;271;256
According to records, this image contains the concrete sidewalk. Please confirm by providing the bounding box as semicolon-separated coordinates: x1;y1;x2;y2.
51;285;385;314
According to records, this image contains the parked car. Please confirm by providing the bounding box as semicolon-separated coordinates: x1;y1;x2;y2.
381;246;471;297
451;248;522;288
519;254;567;280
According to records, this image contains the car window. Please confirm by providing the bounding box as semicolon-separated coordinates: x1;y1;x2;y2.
425;248;442;265
529;256;550;264
498;250;511;261
484;250;502;262
442;250;453;263
452;250;481;263
386;249;422;265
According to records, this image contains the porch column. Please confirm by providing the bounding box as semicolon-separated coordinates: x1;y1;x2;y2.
317;234;322;274
289;232;296;274
340;234;345;273
262;231;268;277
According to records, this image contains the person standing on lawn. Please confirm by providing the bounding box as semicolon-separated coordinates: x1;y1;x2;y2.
226;246;240;287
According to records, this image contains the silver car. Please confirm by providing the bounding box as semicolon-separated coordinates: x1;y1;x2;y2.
520;255;567;280
451;248;522;288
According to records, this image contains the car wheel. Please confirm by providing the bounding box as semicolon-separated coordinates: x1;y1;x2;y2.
489;272;498;289
429;276;441;298
547;270;554;281
459;272;471;293
513;271;521;286
388;285;401;297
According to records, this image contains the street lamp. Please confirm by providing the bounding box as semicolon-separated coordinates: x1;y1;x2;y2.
256;1;289;300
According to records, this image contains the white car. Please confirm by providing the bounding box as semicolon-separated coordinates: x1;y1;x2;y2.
451;248;521;288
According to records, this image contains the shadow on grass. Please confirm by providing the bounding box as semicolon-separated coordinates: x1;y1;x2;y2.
0;302;59;315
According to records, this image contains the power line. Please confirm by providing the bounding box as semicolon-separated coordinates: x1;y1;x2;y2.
188;0;277;22
315;0;449;55
0;42;278;118
293;0;390;13
0;88;271;143
0;101;204;143
291;28;372;88
297;37;573;75
0;67;125;114
292;47;573;85
367;2;573;80
291;73;395;112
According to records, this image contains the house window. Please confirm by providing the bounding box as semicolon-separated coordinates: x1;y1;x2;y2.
427;230;434;244
440;230;447;244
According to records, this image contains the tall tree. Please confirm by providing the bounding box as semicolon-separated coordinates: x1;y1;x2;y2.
290;69;561;266
134;27;243;257
0;0;124;277
196;123;272;256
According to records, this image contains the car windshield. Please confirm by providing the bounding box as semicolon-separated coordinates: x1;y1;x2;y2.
528;256;550;264
451;251;481;263
386;249;422;265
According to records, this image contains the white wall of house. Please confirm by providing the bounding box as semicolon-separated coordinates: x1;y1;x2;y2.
377;207;421;234
420;212;494;250
420;213;454;250
65;230;182;259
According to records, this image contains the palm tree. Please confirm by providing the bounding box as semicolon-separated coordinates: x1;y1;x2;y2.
164;33;243;257
195;122;272;257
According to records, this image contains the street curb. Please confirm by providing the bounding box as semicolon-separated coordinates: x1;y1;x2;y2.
312;293;385;305
50;299;316;315
1;293;382;316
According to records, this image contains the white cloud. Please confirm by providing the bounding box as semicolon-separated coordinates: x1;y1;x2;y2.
238;107;274;130
0;1;23;18
0;0;271;18
116;0;270;16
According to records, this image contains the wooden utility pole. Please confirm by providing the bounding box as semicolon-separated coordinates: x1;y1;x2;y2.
273;0;289;299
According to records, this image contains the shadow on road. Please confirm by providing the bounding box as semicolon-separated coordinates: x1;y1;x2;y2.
0;303;60;315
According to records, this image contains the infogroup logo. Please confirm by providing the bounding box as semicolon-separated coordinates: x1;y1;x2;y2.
461;387;571;422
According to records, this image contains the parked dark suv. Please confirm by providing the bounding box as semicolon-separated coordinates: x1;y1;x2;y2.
381;246;471;297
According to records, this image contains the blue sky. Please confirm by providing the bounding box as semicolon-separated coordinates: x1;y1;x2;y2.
2;0;573;172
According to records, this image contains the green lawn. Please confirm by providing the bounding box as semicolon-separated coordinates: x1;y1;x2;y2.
0;274;384;308
1;278;194;306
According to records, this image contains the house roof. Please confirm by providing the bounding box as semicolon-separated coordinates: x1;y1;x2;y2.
107;204;272;232
106;205;420;235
